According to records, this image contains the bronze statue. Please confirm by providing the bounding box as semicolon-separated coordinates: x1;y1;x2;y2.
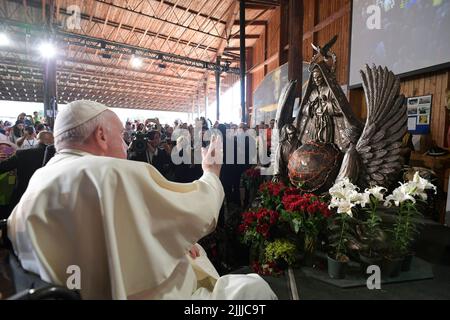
273;124;299;183
274;36;407;191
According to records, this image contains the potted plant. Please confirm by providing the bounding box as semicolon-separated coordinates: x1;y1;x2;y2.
327;178;360;279
383;172;436;277
280;191;331;266
357;187;386;272
264;239;298;270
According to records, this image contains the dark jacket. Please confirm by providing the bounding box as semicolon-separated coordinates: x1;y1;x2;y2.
0;144;48;212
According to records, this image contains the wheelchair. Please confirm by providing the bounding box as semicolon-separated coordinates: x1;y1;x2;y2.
0;219;81;300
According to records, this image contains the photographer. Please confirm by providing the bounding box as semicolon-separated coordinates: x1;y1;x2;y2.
16;126;38;150
145;118;161;132
128;130;172;178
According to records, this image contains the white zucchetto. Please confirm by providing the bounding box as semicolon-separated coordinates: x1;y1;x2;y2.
54;100;108;137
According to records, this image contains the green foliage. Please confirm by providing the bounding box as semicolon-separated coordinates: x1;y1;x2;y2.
389;200;424;257
264;239;297;266
328;212;357;260
360;196;383;257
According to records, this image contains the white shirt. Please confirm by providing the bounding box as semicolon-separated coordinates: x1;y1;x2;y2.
18;138;38;150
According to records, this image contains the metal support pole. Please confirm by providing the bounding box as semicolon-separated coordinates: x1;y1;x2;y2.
43;59;57;130
239;0;246;124
197;90;200;118
43;0;57;130
204;80;208;119
215;56;221;122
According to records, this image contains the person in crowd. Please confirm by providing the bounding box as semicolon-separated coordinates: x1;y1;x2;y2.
0;131;54;217
123;121;134;145
0;140;17;219
145;130;172;177
32;111;40;124
16;113;26;122
136;122;145;133
35;123;45;134
9;120;24;145
16;126;38;150
7;100;276;300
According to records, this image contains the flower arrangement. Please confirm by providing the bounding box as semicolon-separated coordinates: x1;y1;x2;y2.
326;172;436;278
241;171;436;278
239;181;331;275
281;192;331;253
384;172;437;258
327;178;359;262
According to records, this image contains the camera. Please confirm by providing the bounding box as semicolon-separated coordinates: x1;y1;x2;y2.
129;131;149;154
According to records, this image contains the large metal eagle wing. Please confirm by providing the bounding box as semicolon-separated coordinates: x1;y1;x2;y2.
338;64;407;188
274;80;297;132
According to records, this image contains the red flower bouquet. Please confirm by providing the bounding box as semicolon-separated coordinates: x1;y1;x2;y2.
280;193;331;253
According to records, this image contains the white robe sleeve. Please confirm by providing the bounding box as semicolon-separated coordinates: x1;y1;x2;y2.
99;160;225;299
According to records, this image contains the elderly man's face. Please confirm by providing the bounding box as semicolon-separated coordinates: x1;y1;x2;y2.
105;113;128;159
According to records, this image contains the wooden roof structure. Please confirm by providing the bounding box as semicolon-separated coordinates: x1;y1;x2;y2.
0;0;279;112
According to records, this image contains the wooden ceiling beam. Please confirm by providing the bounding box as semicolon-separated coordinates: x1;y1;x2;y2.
156;0;227;25
57;7;219;53
224;46;250;51
94;0;225;40
233;20;266;25
231;34;260;39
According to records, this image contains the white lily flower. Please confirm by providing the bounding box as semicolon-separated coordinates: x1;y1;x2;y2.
329;186;347;200
346;190;364;205
384;186;416;207
365;186;386;202
412;172;437;194
328;197;342;209
336;199;354;217
358;191;371;208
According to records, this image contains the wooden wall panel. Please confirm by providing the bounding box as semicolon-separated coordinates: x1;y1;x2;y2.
354;70;449;147
251;33;265;95
250;0;351;88
315;0;351;85
398;70;450;147
266;7;281;73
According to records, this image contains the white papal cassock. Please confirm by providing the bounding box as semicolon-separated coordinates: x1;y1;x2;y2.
8;149;277;300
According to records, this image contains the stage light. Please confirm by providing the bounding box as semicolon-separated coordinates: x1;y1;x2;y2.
0;33;10;46
39;42;57;59
130;55;143;69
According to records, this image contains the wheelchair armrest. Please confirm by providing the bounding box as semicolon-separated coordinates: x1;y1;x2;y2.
7;286;81;300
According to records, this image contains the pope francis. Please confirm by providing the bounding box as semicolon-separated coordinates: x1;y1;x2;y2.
7;100;277;300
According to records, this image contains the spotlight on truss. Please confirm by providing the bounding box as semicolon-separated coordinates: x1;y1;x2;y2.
131;55;143;69
39;41;57;59
0;33;10;46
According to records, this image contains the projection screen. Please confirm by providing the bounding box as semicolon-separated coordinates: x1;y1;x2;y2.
349;0;450;87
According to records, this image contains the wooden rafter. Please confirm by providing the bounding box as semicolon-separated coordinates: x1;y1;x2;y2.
156;0;227;25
